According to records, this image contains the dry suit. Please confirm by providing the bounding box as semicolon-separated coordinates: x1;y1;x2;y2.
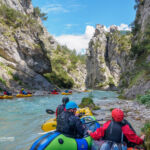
56;111;85;138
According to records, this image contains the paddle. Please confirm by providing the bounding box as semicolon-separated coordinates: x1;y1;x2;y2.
46;109;55;114
83;119;104;124
45;109;84;116
46;109;100;118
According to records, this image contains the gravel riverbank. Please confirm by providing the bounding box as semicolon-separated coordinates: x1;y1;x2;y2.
93;99;150;134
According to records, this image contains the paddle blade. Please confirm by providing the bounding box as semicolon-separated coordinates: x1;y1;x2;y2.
46;109;55;114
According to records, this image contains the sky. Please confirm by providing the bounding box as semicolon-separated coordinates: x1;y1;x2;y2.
32;0;136;53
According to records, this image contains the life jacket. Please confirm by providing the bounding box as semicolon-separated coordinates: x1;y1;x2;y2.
103;120;123;143
103;120;137;147
56;111;82;138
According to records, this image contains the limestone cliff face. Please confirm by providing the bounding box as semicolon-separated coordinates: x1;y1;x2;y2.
121;0;150;99
0;0;58;91
68;63;86;90
135;0;150;34
1;0;33;14
86;24;131;90
86;25;111;89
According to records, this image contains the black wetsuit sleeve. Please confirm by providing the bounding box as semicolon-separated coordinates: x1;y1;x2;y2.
75;117;85;138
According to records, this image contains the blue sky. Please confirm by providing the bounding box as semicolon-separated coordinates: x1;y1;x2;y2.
32;0;136;53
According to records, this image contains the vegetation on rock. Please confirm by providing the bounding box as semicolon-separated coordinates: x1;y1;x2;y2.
33;7;48;21
136;90;150;107
79;94;100;110
141;121;150;149
44;45;86;88
0;4;38;28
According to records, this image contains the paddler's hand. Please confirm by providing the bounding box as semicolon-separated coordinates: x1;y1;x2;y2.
87;130;92;135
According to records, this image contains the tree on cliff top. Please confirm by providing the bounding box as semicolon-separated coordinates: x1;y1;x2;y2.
33;7;48;21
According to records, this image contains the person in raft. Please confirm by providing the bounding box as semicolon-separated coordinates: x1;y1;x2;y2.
87;108;145;149
19;88;27;95
56;101;85;138
64;89;69;93
3;90;12;95
56;97;69;118
51;88;57;93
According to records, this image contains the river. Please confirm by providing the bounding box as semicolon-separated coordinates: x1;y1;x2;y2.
0;90;118;150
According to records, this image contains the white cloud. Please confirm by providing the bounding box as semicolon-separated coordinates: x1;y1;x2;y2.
55;25;95;54
117;24;131;31
54;24;131;54
41;4;69;14
104;24;131;32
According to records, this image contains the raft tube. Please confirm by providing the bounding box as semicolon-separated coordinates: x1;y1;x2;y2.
83;90;91;92
51;92;59;95
31;116;100;150
61;92;72;95
42;107;93;132
0;95;13;99
16;94;32;98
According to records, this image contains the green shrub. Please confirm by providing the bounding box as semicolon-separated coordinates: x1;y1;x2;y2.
13;74;20;81
137;94;150;106
0;77;6;85
118;95;126;99
44;72;74;88
0;4;38;28
131;16;150;57
79;97;100;110
98;82;108;88
53;56;67;65
33;7;48;21
100;68;106;73
8;70;13;76
108;77;115;85
70;54;78;65
141;122;150;150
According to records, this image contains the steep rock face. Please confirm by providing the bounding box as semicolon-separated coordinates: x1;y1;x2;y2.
0;1;58;91
86;24;131;90
1;0;33;14
136;0;150;33
86;25;111;89
69;63;87;90
122;0;150;99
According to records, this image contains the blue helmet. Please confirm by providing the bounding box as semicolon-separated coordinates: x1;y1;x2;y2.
65;101;78;110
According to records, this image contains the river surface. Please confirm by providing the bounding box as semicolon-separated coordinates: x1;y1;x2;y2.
0;90;118;150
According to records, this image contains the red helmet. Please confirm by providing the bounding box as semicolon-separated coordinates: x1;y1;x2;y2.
112;108;124;122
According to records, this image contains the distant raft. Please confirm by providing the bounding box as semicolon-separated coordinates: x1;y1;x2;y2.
51;92;59;95
42;107;93;132
16;94;32;98
83;90;91;92
0;95;13;99
61;92;72;95
31;116;100;150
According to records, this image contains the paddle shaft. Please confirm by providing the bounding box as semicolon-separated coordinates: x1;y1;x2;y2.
83;119;103;124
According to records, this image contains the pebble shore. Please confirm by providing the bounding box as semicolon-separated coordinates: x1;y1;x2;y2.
94;99;150;134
